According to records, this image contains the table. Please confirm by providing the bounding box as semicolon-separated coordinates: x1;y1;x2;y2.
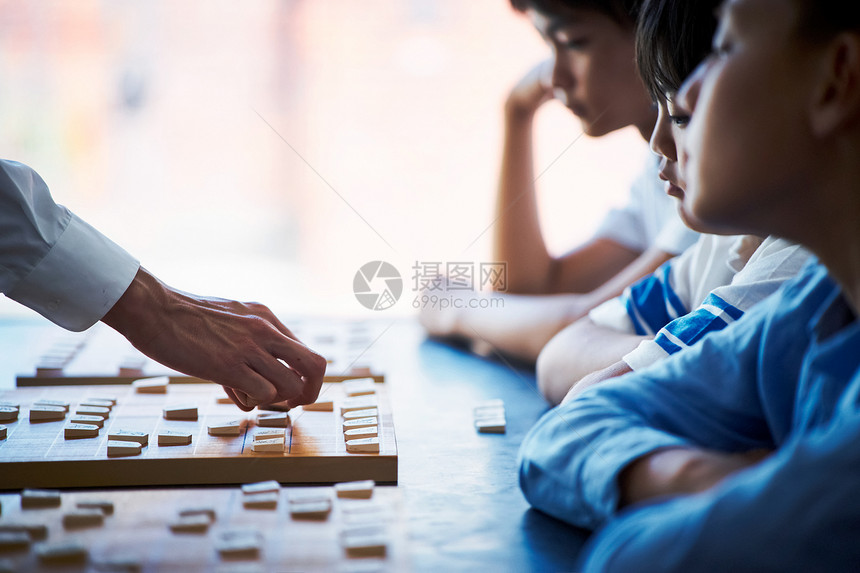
0;317;590;571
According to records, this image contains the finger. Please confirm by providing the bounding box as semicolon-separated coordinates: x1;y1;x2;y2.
245;350;305;403
268;337;326;406
285;375;325;409
222;364;279;406
223;387;255;412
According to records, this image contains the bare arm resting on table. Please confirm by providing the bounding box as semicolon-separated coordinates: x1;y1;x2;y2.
102;267;327;412
420;245;671;363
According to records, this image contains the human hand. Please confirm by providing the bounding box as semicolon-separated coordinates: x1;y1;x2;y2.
102;267;327;411
505;59;555;119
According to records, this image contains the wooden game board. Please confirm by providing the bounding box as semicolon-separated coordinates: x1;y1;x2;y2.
0;485;408;572
0;382;397;489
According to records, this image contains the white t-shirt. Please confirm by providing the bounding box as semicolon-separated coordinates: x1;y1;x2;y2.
589;233;811;370
593;157;699;255
0;159;139;331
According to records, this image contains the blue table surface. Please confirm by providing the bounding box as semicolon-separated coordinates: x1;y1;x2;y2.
0;317;591;572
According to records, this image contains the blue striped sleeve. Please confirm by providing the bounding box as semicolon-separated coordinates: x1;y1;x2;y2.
622;263;687;336
653;293;744;356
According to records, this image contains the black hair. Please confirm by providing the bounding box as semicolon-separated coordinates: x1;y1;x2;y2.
509;0;642;26
634;0;721;100
794;1;860;43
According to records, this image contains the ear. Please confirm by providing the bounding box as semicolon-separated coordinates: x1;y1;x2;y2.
810;33;860;137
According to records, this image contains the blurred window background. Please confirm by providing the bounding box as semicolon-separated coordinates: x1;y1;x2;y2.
0;0;648;319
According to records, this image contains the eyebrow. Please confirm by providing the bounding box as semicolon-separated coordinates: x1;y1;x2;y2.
546;15;583;38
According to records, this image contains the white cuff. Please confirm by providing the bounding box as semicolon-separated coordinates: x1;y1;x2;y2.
6;214;139;331
622;339;669;371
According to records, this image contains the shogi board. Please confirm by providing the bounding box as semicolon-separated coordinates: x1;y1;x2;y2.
0;486;408;572
0;382;397;489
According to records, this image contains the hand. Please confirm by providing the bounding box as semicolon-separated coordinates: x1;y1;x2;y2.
619;447;774;508
102;267;327;411
416;276;476;337
505;59;556;119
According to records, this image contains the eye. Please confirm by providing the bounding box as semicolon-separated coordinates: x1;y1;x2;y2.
669;114;691;127
563;38;588;50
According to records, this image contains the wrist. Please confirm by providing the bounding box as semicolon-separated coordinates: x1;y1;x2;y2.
504;99;539;123
102;267;168;342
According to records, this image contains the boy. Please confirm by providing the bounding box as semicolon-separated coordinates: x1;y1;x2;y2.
535;0;810;404
420;0;698;361
520;0;860;569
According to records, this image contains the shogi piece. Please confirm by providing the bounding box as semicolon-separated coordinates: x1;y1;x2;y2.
243;492;279;510
342;378;376;397
21;489;61;509
107;440;143;457
334;480;375;500
343;417;378;432
80;398;115;409
343;408;378;420
178;507;217;522
0;407;18;423
289;495;332;521
35;540;88;564
75;405;110;419
253;429;285;441
215;529;263;559
256;412;290;428
474;399;506;434
70;414;104;428
251;439;284;453
158;431;192;446
302;398;334;412
474;418;506;434
0;426;6;440
133;376;169;393
340;525;388;558
64;423;100;439
345;426;378;440
0;523;48;540
340;396;378;415
33;399;70;412
345;437;380;454
241;480;280;495
108;430;149;446
62;509;105;528
76;500;114;515
208;420;243;436
0;532;30;552
29;406;66;422
169;514;211;534
163;405;198;421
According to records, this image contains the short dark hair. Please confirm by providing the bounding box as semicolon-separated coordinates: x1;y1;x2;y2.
510;0;642;26
794;1;860;43
635;0;720;100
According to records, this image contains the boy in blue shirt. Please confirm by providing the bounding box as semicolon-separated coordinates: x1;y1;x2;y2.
519;0;860;570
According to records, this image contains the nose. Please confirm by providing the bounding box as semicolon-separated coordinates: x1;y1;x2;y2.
550;49;574;91
678;61;707;112
650;103;677;162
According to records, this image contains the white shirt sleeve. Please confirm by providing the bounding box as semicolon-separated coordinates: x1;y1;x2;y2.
593;156;699;255
0;159;139;331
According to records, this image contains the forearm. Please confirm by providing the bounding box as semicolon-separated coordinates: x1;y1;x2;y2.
455;292;587;362
537;318;646;405
493;109;555;293
617;447;770;508
102;267;326;410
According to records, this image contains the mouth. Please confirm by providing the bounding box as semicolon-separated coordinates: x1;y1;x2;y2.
665;181;685;200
